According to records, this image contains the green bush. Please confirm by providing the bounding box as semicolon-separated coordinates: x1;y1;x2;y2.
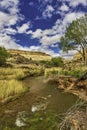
61;69;84;78
0;47;8;66
40;60;52;68
46;70;59;77
51;57;64;67
40;57;64;68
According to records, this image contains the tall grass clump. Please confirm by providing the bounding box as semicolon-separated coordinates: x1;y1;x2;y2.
0;68;26;80
45;67;62;77
0;79;25;101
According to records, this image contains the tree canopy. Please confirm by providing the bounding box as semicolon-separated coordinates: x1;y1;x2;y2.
60;14;87;65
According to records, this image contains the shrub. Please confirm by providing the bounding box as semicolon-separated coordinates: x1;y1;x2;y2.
51;57;64;67
0;47;8;66
40;57;64;68
61;69;85;78
40;60;52;68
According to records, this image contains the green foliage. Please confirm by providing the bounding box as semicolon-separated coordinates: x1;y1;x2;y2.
51;57;64;67
40;60;52;68
40;57;64;68
61;69;85;78
46;70;59;77
0;47;8;66
60;14;87;65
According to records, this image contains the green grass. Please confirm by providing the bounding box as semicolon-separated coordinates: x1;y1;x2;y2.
45;66;87;78
61;69;86;78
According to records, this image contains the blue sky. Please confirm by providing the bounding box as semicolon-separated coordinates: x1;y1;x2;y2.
0;0;87;57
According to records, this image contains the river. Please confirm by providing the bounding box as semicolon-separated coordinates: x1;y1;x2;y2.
0;77;78;130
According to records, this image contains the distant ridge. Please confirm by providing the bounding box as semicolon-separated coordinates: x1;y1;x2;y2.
7;49;50;56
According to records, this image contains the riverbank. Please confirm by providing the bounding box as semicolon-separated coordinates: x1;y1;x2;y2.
0;65;44;105
47;74;87;101
0;55;87;130
0;70;87;130
47;75;87;130
0;76;78;130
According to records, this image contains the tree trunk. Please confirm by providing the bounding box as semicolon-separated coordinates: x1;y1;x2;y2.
85;48;87;65
82;48;87;65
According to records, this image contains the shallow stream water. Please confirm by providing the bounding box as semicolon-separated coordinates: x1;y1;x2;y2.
0;77;78;130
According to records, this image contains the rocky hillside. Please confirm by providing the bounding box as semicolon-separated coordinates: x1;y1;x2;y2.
7;49;51;61
7;50;51;65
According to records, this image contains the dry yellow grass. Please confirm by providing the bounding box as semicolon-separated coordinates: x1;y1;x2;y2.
7;49;51;61
0;65;44;102
45;67;62;77
0;68;28;102
0;68;26;80
0;79;25;101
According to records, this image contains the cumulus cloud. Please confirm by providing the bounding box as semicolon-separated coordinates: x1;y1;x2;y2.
0;0;25;51
42;5;54;18
0;33;59;56
63;12;84;24
29;11;84;48
27;45;60;57
4;28;17;35
0;34;22;50
70;0;87;7
60;3;69;12
0;11;18;30
31;29;43;38
60;50;78;59
0;0;87;58
17;23;30;33
0;0;23;32
63;0;87;7
0;0;19;14
40;35;61;45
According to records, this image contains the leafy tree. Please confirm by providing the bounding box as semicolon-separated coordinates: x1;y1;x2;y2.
60;15;87;65
0;47;8;66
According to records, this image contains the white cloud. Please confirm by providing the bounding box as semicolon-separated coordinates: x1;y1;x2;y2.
42;5;54;18
0;0;25;50
0;11;18;30
0;0;86;58
60;50;77;59
4;28;17;35
0;0;19;15
0;0;19;14
0;33;60;57
63;12;84;24
0;0;23;33
32;29;43;38
70;0;87;7
60;3;69;12
51;44;58;48
63;0;87;7
29;27;62;46
17;23;30;33
28;11;85;48
27;45;60;57
0;34;22;50
40;34;61;45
